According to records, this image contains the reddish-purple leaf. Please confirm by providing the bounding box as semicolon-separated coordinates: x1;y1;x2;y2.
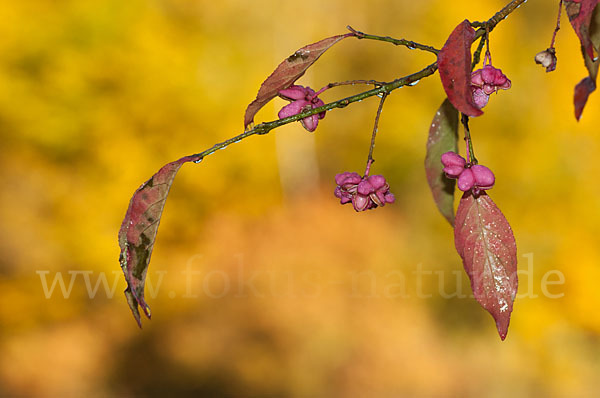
118;154;201;327
569;2;600;119
574;76;597;120
564;0;599;60
454;191;518;340
425;99;459;226
244;33;353;128
437;20;483;117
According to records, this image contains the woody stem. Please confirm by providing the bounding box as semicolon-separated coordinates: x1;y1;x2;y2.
366;92;389;175
550;0;563;48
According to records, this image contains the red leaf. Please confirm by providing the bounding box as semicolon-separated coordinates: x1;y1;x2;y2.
454;191;518;340
564;0;600;60
425;99;459;226
574;76;597;120
437;20;483;117
118;154;201;327
244;33;353;128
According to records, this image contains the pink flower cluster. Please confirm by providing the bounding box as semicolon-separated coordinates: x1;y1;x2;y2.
278;85;326;132
471;65;511;109
334;172;395;212
441;152;495;193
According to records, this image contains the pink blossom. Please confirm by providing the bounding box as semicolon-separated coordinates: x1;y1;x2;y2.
334;172;395;212
278;85;326;132
441;151;495;193
470;65;511;109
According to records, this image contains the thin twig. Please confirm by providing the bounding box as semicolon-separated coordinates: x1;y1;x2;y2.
484;24;492;65
471;35;487;69
314;79;386;97
328;79;386;88
366;92;389;174
192;63;438;160
347;25;440;55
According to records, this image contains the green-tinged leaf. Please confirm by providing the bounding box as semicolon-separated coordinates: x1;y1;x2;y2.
118;154;201;327
425;99;459;225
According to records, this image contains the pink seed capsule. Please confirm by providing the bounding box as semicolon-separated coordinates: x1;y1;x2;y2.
471;165;495;189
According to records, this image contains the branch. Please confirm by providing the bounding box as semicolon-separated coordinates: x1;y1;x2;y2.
313;80;386;98
119;0;529;328
190;63;438;160
188;0;527;163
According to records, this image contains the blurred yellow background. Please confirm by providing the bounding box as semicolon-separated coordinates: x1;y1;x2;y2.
1;0;599;396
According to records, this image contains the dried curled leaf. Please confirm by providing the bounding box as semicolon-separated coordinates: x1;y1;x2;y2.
454;191;518;340
244;33;353;128
425;99;459;226
119;154;201;327
437;20;483;117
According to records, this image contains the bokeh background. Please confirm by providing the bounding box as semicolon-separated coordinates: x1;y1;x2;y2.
1;0;599;396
